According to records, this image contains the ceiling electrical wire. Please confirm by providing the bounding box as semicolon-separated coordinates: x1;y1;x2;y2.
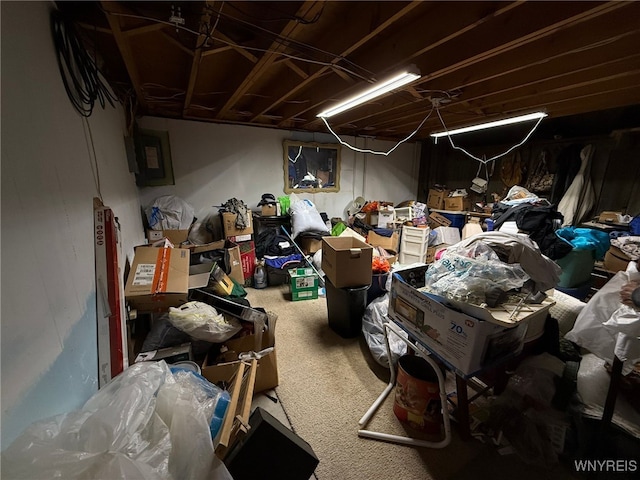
52;10;118;117
319;104;435;156
434;107;546;165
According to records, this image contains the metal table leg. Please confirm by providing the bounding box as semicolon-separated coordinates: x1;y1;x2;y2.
358;321;452;448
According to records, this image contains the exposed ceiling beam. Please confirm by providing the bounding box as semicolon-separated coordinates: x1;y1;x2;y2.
259;1;423;125
211;32;258;63
327;2;637;135
100;1;147;110
123;22;165;37
217;0;325;119
183;7;211;115
159;31;194;57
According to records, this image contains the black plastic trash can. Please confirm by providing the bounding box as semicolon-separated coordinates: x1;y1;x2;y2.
325;277;369;338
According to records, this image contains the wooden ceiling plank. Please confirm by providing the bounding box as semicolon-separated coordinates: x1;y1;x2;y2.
211;32;258;63
100;1;147;109
77;22;112;35
183;8;211;115
201;45;235;57
254;1;423;124
415;2;628;86
159;31;194;57
123;22;166;37
218;0;325;119
284;59;309;80
325;6;640;136
290;1;525;130
369;67;640;137
461;56;640;111
476;72;640;115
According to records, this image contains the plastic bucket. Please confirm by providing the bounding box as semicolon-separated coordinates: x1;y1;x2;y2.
393;355;442;433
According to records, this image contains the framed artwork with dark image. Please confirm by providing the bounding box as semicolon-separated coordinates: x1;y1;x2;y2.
134;129;175;186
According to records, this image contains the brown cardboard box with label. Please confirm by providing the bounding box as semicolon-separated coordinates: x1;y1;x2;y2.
146;229;190;246
125;247;190;312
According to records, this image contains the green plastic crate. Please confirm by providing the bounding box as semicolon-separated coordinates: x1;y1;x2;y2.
289;267;319;301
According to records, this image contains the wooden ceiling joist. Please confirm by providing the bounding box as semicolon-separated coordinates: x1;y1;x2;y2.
100;1;147;109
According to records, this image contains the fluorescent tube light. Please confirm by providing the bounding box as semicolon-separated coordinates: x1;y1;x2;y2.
430;112;548;138
317;70;420;118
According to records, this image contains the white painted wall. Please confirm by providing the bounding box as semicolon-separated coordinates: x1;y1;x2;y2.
138;117;421;224
1;1;145;447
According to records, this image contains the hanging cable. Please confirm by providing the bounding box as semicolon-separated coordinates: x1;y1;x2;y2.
319;104;434;156
435;107;545;165
51;10;118;117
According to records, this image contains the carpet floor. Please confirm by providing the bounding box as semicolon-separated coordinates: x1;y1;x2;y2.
245;285;578;480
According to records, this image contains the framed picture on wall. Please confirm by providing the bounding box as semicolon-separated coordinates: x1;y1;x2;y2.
134;129;175;187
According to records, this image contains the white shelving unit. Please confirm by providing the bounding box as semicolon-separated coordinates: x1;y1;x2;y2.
398;225;430;264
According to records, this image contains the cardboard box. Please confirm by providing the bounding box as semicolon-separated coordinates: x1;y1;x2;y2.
289;268;319;301
189;262;215;289
599;211;622;223
367;230;400;253
124;247;190;312
604;246;631;272
443;196;467;212
425;244;450;263
147;229;190;246
388;267;528;376
202;316;278;394
223;211;254;238
134;342;192;364
239;240;257;286
261;204;278;216
227;234;253;243
298;236;323;255
428;211;452;228
189;240;244;285
427;188;447;210
377;208;395;228
322;236;373;288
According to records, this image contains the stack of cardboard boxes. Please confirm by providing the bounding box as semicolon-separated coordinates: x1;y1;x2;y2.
222;211;256;287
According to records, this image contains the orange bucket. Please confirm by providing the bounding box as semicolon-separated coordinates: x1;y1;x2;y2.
393;355;442;433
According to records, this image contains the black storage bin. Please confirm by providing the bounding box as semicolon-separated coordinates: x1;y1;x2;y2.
325;277;369;338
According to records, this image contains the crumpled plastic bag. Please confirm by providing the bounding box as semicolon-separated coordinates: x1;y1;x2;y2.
362;294;407;368
168;301;242;343
566;269;640;374
424;242;530;305
289;194;329;239
146;195;195;230
1;361;233;480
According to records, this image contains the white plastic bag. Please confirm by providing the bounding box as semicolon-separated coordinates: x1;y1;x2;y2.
168;301;242;343
362;294;407;368
155;369;231;480
1;362;233;480
565;270;640;374
146;195;195;230
290;197;329;239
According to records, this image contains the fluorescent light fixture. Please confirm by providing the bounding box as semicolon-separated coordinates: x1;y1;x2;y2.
430;112;548;139
317;69;420;118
